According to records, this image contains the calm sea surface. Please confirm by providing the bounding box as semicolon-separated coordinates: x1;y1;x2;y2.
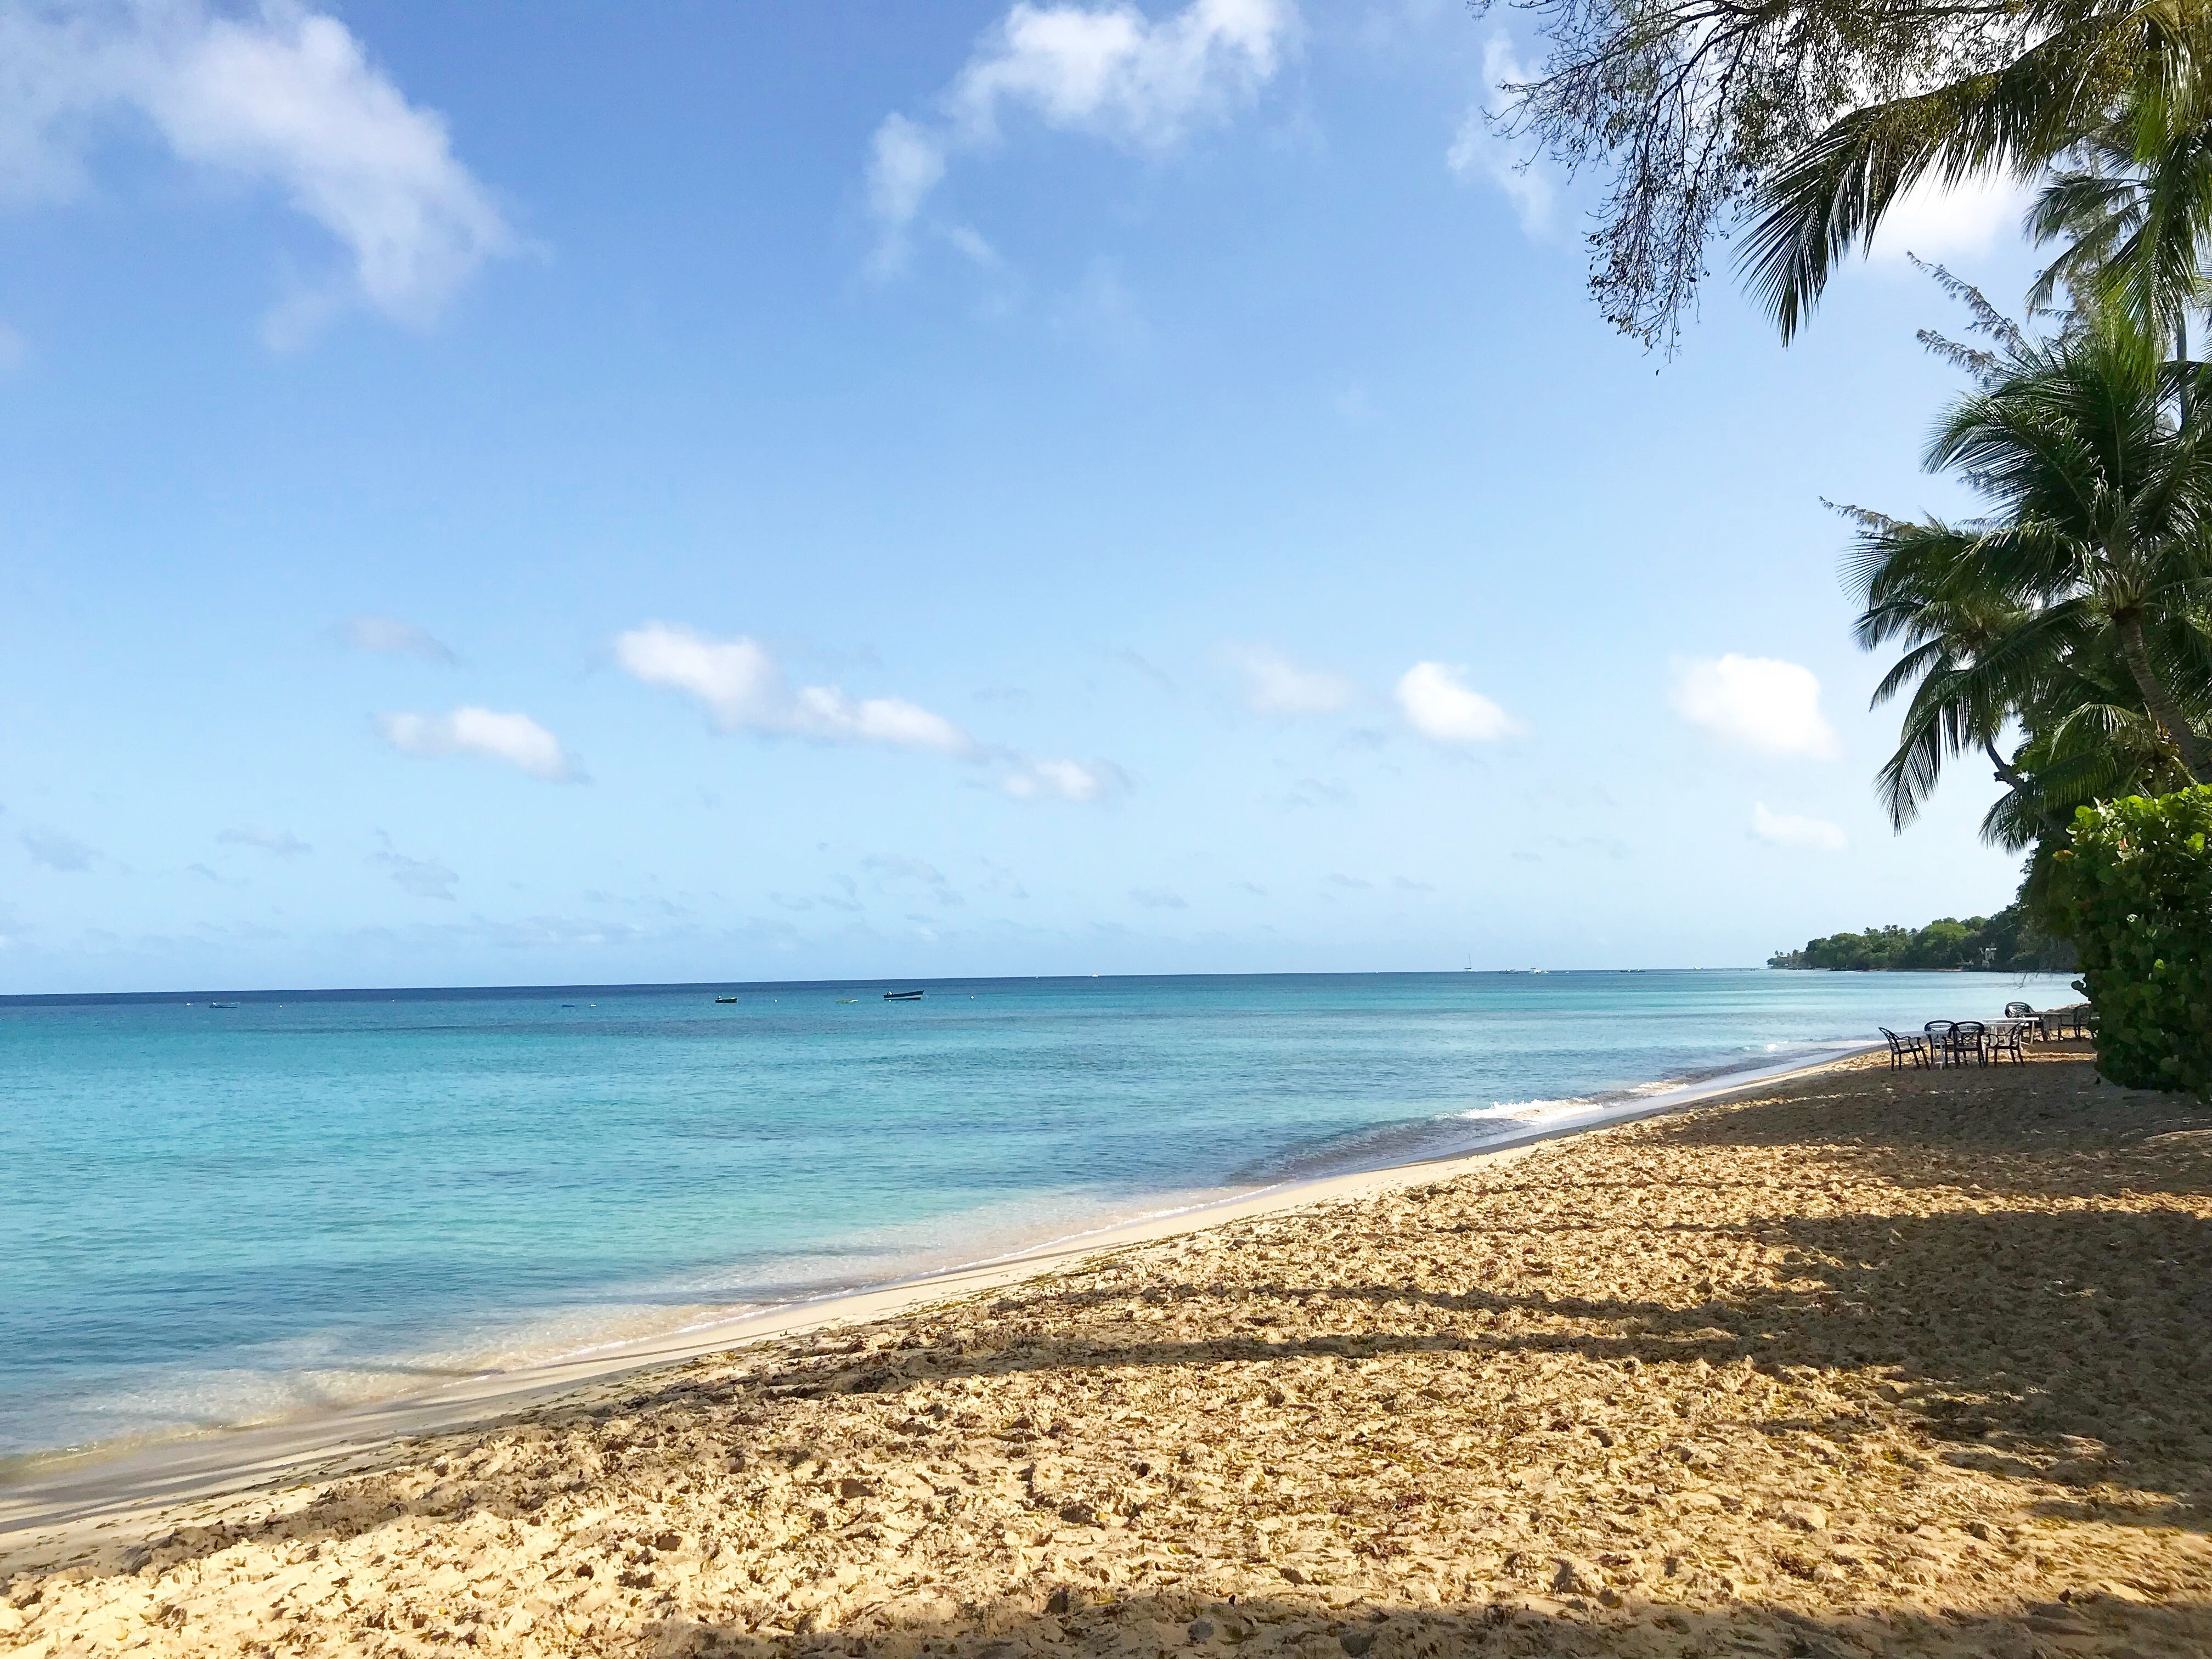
0;969;2075;1463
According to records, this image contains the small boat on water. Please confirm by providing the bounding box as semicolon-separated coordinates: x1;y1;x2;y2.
836;998;858;1004
883;990;924;1001
714;996;738;1003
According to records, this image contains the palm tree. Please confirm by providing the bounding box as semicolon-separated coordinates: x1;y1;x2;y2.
1738;0;2212;341
2024;72;2212;419
1929;314;2212;780
1850;312;2212;822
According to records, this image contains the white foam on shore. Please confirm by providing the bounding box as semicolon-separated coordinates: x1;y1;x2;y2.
0;1038;1883;1532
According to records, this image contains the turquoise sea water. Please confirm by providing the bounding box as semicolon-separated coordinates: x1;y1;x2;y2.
0;969;2075;1465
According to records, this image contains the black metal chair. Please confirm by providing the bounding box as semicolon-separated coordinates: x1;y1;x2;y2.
1880;1026;1929;1070
1989;1019;2027;1063
1925;1019;1959;1066
1952;1020;1989;1066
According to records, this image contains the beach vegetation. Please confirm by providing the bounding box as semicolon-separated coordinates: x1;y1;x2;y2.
2044;787;2212;1094
1847;302;2212;855
1481;0;2212;347
1767;902;2075;969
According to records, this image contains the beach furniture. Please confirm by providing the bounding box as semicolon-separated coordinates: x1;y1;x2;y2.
2035;1002;2096;1040
1924;1019;1960;1065
1880;1026;1930;1069
1951;1020;1990;1065
1988;1019;2028;1063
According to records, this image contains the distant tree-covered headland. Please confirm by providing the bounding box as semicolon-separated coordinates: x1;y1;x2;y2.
1769;905;2076;973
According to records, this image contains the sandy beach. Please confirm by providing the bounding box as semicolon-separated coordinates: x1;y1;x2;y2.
4;1041;2208;1656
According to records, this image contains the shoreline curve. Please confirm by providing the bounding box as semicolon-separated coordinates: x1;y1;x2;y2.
0;1040;1877;1543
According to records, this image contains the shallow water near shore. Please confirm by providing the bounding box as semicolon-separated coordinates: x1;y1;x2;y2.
0;968;2073;1464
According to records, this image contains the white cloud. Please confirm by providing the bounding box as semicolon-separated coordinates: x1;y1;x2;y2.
867;112;947;233
376;706;578;782
1130;885;1187;909
1867;170;2032;265
614;623;974;755
219;826;310;856
1001;757;1129;802
1671;654;1841;759
865;854;951;889
0;0;513;337
343;615;457;664
1051;257;1149;355
1226;642;1355;716
1751;803;1848;853
374;841;455;899
1395;661;1520;744
21;826;98;871
617;623;1128;804
1447;35;1552;235
864;0;1296;266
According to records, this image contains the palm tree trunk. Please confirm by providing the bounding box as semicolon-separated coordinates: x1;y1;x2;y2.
2115;610;2210;783
1983;737;2029;792
1984;738;2066;835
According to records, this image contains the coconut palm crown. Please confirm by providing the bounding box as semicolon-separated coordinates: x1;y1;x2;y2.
1850;308;2212;840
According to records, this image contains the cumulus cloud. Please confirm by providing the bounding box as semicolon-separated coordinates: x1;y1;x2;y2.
1671;654;1841;759
1395;661;1520;744
1280;776;1350;810
614;623;974;755
1751;803;1848;853
1868;170;2033;266
865;854;951;889
21;826;98;871
376;706;578;782
1225;642;1355;716
618;622;1124;804
1130;885;1187;909
374;840;456;899
1447;35;1552;235
0;0;514;338
864;0;1296;268
1001;757;1130;802
342;615;458;664
219;826;311;856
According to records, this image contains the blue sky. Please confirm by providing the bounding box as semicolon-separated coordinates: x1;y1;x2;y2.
0;0;2055;992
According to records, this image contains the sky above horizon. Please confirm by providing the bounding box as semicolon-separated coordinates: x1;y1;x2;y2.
0;0;2060;994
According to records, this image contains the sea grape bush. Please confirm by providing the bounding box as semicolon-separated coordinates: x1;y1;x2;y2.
2046;789;2212;1098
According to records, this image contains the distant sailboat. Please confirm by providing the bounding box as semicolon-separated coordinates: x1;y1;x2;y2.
883;990;924;1001
714;996;738;1003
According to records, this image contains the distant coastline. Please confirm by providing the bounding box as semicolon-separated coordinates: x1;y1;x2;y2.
1769;901;2075;973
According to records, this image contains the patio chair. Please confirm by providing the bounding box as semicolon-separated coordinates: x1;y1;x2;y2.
2004;1001;2035;1019
1925;1020;1959;1066
1951;1020;1990;1066
1989;1019;2027;1063
1880;1026;1929;1070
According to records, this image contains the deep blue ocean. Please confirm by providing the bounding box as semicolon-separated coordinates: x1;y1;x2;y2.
0;969;2075;1465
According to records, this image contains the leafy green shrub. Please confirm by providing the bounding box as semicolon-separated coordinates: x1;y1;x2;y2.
2045;788;2212;1097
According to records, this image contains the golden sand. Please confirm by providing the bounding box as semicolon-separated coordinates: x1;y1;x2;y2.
4;1045;2209;1657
